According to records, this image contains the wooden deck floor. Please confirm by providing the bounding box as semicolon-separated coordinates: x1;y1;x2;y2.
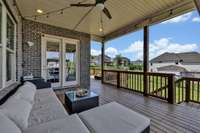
56;78;200;133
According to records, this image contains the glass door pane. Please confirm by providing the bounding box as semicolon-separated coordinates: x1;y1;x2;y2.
65;43;77;84
46;41;60;85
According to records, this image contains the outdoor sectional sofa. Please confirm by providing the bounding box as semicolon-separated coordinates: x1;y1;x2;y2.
0;82;150;133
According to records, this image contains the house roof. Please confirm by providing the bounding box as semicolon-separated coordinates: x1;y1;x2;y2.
157;65;188;72
15;0;195;41
131;60;143;64
113;56;130;61
151;52;200;63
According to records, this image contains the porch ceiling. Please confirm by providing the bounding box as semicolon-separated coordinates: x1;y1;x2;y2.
16;0;195;41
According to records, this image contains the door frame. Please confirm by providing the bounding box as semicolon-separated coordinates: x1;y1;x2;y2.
62;39;80;87
41;34;80;88
41;36;62;87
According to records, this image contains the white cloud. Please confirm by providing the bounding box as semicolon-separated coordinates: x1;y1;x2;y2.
105;47;118;58
150;38;198;59
122;38;198;60
162;12;192;24
123;41;143;59
192;17;200;22
91;49;101;56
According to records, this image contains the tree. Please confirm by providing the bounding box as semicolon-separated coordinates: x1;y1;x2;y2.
115;54;123;69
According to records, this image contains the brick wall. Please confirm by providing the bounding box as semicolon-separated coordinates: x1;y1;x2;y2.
22;19;91;88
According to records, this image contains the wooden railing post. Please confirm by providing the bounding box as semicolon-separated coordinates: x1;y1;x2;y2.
143;26;149;96
168;74;175;104
185;79;190;102
117;71;120;88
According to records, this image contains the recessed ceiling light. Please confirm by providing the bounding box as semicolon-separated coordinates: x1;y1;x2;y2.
36;9;43;14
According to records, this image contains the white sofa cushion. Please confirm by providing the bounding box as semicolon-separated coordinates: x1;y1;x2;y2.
0;111;21;133
24;82;37;89
15;82;36;104
1;96;32;130
23;114;90;133
79;102;150;133
28;88;68;127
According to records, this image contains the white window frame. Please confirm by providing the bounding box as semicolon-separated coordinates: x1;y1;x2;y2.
0;0;16;89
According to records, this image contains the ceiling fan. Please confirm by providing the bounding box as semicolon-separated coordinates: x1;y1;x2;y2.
70;0;112;19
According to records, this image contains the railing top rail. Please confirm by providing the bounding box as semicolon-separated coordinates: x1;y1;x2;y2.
183;77;200;81
103;69;175;77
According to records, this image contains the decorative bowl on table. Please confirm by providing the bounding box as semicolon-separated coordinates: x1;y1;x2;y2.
76;88;88;97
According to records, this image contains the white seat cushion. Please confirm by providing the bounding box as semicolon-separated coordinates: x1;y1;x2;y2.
79;102;150;133
23;114;90;133
0;111;21;133
1;96;32;130
28;88;68;127
15;82;36;105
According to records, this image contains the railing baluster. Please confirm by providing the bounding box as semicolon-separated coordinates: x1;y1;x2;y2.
178;81;181;103
182;80;184;102
152;76;154;94
161;77;163;97
148;75;150;94
140;74;141;92
156;76;158;96
198;81;200;102
192;81;194;101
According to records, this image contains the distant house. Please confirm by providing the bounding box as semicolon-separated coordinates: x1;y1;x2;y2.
150;52;200;77
131;60;143;65
113;56;130;66
47;58;59;68
90;55;112;66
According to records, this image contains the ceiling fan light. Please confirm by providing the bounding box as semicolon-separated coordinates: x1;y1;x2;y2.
96;3;104;11
36;9;43;14
99;28;103;32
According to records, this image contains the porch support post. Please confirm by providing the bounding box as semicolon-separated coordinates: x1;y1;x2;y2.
101;42;105;84
193;0;200;16
143;26;149;96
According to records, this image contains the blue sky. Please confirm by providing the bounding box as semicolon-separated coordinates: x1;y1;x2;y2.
91;10;200;61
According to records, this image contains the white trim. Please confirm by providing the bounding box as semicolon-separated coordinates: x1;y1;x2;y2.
43;34;80;44
41;34;80;88
63;40;80;87
41;36;62;87
5;9;16;87
0;1;17;89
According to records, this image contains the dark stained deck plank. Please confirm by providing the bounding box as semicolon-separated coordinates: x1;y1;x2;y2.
55;78;200;133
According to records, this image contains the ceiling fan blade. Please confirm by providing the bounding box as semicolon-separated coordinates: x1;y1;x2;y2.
103;0;108;3
103;7;112;19
70;3;95;7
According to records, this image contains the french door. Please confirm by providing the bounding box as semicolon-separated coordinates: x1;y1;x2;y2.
41;35;80;88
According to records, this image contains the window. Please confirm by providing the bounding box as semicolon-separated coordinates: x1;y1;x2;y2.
6;51;13;81
7;15;14;50
5;14;15;83
0;1;16;89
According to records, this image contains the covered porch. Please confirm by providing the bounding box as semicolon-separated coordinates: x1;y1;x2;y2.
0;0;200;133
